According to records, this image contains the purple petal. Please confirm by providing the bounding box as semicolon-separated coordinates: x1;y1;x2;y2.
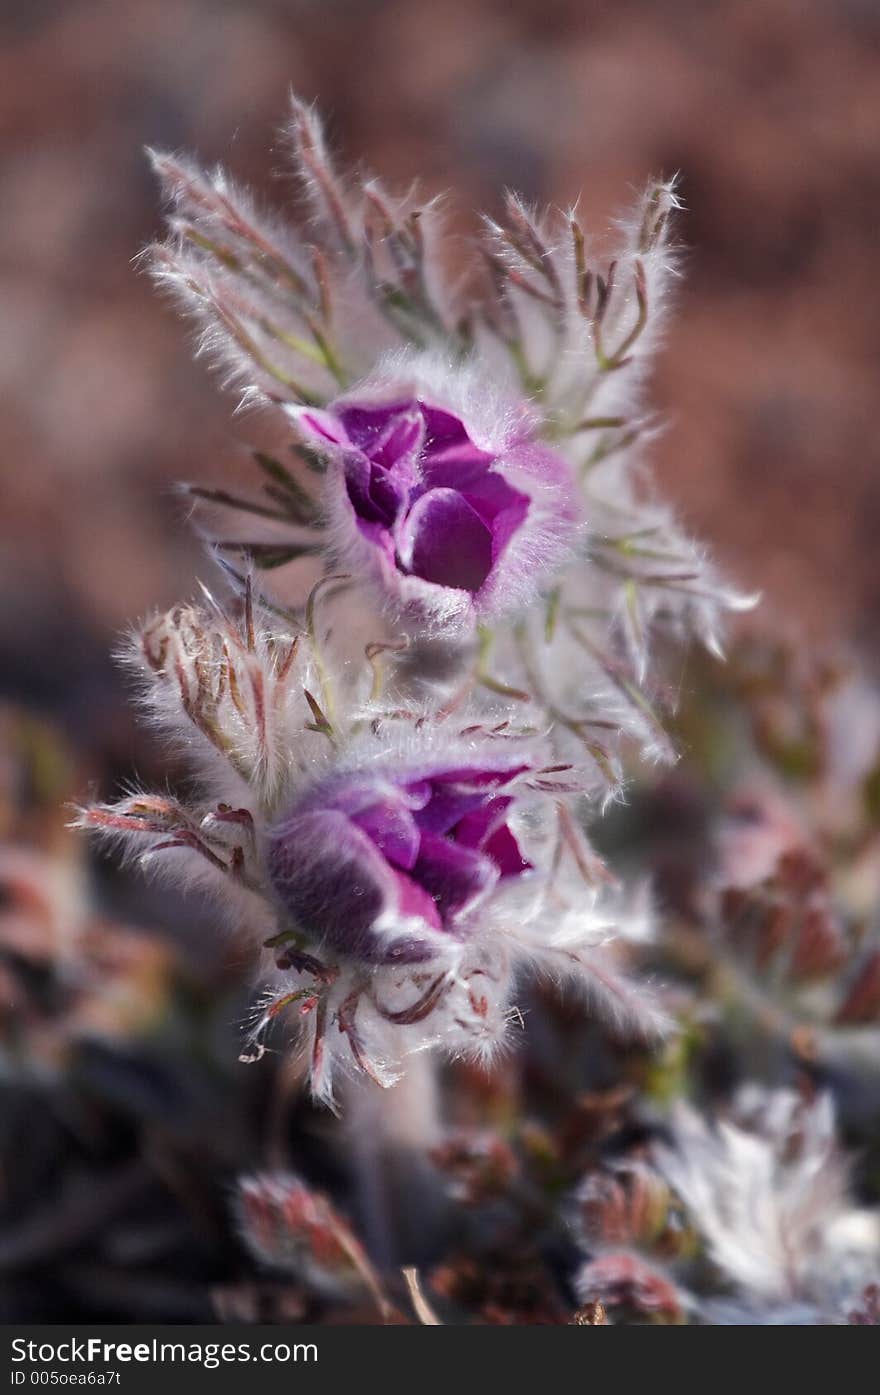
389;866;443;930
343;450;409;527
460;475;531;564
420;405;494;477
397;488;494;593
451;796;513;851
413;831;498;923
452;798;531;878
268;810;390;959
350;797;420;871
482;823;532;878
338;403;410;452
414;770;528;836
370;408;425;470
421;404;474;447
268;810;436;963
414;787;487;836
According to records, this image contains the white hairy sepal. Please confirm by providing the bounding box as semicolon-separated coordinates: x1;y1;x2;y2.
118;597;365;818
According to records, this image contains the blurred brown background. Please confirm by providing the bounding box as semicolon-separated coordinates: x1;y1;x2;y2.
2;0;879;748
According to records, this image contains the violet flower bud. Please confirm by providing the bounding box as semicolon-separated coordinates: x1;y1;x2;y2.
267;757;534;964
290;375;579;632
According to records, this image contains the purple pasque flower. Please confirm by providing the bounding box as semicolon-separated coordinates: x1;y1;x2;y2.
267;753;534;965
289;366;580;632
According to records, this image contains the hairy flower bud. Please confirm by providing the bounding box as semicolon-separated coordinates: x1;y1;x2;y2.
290;373;579;632
267;753;534;964
237;1172;377;1300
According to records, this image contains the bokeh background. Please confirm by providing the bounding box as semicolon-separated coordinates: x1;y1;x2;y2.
1;0;879;1322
